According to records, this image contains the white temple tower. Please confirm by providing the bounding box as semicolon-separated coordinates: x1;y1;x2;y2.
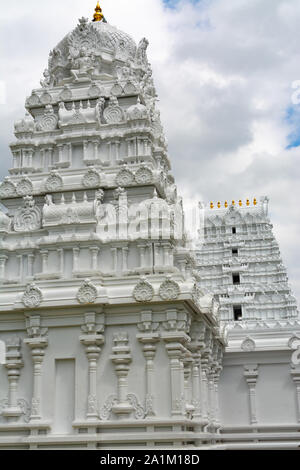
0;4;225;449
196;197;298;325
196;199;300;449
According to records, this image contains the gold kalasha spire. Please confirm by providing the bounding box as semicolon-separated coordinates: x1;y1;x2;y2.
93;1;104;22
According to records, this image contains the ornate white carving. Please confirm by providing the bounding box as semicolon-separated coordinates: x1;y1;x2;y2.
14;113;35;134
36;105;58;131
241;337;256;352
0;178;17;198
22;283;43;309
45;171;63;192
82;168;101;188
135;166;153;185
126;394;145;419
40;92;52;105
76;279;98;304
16;178;33;196
159;279;180;301
103;97;124;124
88;83;101;98
99;395;118;420
26;91;41;107
115;167;135;187
14;196;41;232
127;98;148;121
136;38;149;66
0;398;30;423
133;279;154;302
59;85;73;101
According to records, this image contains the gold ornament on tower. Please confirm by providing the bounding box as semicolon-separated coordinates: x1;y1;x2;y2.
93;1;104;22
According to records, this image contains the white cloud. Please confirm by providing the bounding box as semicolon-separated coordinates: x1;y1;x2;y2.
0;0;299;301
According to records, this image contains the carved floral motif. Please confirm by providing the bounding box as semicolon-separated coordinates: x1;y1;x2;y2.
241;337;256;352
159;279;180;301
45;171;63;192
82;168;101;188
103;97;124;124
133;279;154;302
22;284;43;309
14;196;42;232
16;178;33;196
135;166;153;185
115;168;135;187
76;279;98;304
36;105;58;132
0;178;16;198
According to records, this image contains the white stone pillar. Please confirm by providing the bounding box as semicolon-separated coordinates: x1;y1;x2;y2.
137;312;159;417
83;141;89;161
93;141;98;162
0;255;8;280
57;144;63;164
58;248;64;276
183;354;194;418
244;364;259;425
111;247;118;273
17;254;23;282
122;247;129;273
110;332;134;418
2;337;24;422
90;247;100;271
24;316;48;422
80;313;105;421
162;311;189;418
73;247;80;272
28;254;35;278
291;366;300;422
40;250;49;274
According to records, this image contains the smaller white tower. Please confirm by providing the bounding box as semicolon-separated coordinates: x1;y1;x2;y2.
196;197;298;326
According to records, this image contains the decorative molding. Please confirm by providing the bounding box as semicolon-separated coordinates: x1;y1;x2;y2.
115;167;135;187
14;196;42;232
82;168;101;188
0;178;17;198
159;278;180;301
76;279;98;304
135;166;153;185
133;278;154;303
16;178;33;196
45;171;63;192
241;337;256;352
22;283;43;309
244;364;259;425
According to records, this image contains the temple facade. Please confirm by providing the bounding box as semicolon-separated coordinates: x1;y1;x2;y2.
196;199;300;449
0;3;299;450
0;4;225;450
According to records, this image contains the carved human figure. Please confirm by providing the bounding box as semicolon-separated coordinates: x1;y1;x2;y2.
71;48;94;81
40;69;52;88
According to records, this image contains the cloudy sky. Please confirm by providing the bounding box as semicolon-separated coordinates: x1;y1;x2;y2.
0;0;300;300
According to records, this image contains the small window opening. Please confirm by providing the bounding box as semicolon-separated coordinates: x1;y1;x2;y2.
233;305;242;321
232;273;240;285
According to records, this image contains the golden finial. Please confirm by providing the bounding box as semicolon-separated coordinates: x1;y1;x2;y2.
210;202;214;209
246;199;250;206
253;198;257;206
239;200;242;207
232;200;235;206
224;201;228;208
217;201;221;208
93;1;104;22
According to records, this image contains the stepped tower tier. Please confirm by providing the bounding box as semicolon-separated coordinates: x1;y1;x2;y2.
0;8;225;449
197;197;299;326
